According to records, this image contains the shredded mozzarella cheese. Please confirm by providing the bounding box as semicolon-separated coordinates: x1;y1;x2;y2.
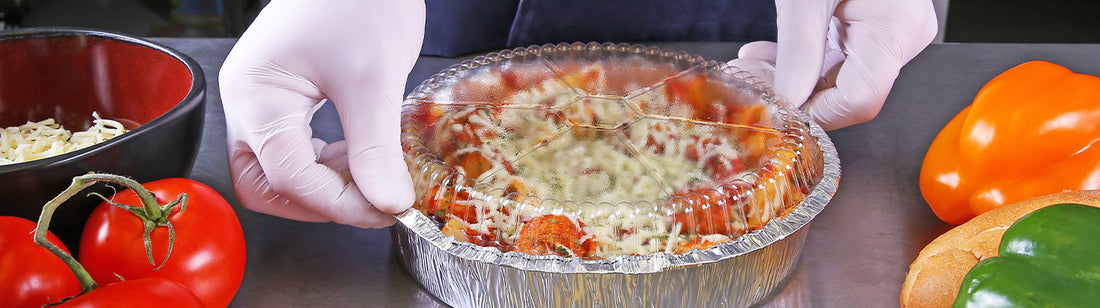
420;70;802;258
0;112;128;165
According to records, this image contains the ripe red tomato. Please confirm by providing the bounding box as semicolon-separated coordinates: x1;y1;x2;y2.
79;178;246;308
0;216;82;308
58;276;203;308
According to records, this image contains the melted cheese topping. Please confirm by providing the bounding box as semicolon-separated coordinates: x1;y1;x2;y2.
424;72;788;258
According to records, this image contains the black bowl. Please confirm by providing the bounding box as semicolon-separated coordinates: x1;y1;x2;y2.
0;27;205;252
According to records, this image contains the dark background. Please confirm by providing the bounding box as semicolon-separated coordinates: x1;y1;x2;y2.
2;0;1099;43
944;0;1100;43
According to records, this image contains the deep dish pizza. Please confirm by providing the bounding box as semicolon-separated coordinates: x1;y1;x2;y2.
402;56;819;260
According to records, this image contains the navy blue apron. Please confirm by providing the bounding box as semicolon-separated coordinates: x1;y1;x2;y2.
422;0;778;57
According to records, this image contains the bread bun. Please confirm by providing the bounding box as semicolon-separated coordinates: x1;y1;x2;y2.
899;190;1100;308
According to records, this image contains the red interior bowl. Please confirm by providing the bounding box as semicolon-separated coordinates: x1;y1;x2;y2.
0;28;205;252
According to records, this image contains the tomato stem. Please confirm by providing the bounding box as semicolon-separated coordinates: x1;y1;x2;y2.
77;173;188;268
34;175;100;293
33;172;189;293
77;173;166;219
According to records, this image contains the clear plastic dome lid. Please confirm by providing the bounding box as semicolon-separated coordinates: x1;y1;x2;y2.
401;42;824;259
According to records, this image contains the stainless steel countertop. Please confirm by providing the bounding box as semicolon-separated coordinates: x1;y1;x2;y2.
158;38;1100;307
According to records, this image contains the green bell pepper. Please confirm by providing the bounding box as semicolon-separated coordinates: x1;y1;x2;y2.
954;203;1100;307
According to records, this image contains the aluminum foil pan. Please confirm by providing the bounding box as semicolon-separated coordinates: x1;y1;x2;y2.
392;42;840;307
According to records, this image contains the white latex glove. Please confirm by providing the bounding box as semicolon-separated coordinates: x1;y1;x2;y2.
730;0;937;130
219;0;425;228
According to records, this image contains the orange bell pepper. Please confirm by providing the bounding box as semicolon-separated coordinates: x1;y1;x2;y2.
919;61;1100;225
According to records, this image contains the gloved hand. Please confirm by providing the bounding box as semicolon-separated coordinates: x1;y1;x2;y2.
730;0;937;130
219;0;425;228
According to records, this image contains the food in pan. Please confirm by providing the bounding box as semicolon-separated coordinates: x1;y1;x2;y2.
0;112;128;165
394;44;837;307
900;190;1100;307
403;53;819;259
